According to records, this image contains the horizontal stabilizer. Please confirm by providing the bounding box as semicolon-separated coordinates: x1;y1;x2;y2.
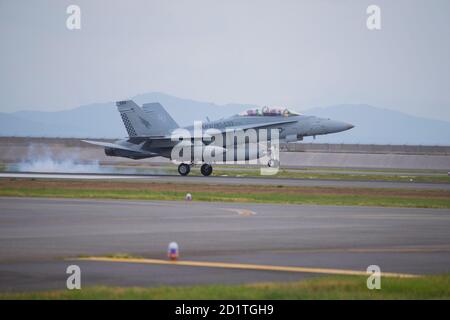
81;140;157;155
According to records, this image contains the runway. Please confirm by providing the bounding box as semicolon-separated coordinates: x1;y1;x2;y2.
1;171;449;190
0;197;449;292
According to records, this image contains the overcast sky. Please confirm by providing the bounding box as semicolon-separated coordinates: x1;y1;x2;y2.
0;0;449;121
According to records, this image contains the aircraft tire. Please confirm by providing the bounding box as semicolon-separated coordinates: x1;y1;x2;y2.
200;163;213;176
178;163;191;176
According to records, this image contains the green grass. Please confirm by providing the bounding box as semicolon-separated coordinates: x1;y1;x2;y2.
2;274;449;299
119;163;450;183
287;167;448;174
0;187;449;208
206;169;450;184
189;165;448;174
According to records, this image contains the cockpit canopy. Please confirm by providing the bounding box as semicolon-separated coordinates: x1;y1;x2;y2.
237;107;301;117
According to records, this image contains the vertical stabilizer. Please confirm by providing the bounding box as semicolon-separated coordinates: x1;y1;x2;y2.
116;100;178;137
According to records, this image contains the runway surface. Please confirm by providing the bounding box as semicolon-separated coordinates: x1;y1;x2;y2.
0;197;449;292
1;172;449;190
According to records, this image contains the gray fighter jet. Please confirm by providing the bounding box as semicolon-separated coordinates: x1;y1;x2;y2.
83;100;353;176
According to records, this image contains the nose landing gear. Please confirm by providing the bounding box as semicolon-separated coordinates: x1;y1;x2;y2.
267;159;280;167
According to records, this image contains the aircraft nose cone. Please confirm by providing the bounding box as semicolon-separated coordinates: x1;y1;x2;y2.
344;123;354;130
328;120;354;133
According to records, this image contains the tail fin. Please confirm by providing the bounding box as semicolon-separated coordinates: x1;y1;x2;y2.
142;102;179;135
116;100;179;137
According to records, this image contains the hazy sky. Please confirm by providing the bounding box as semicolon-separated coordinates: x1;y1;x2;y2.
1;0;449;121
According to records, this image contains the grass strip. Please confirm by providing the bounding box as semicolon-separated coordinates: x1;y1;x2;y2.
0;186;449;209
1;274;449;300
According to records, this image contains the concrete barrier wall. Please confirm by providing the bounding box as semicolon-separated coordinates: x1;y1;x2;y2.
2;137;449;154
281;143;450;155
280;152;450;170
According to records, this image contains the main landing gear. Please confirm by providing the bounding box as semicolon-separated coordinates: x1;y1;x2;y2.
178;163;190;176
200;163;213;176
177;163;213;176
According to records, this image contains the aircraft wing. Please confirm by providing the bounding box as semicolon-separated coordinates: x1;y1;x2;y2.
129;119;297;141
82;140;158;155
220;119;297;133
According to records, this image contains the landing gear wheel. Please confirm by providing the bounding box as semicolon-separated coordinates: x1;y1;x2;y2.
178;163;191;176
200;163;213;176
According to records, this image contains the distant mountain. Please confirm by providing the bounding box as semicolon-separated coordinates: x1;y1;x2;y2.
2;92;254;139
10;103;123;138
1;93;449;145
0;112;49;136
133;92;256;125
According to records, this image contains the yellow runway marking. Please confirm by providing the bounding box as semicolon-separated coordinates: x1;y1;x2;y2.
72;257;418;278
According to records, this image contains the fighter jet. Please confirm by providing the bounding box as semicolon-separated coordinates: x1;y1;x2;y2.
83;100;353;176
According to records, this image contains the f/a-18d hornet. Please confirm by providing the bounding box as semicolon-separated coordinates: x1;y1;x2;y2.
83;100;354;176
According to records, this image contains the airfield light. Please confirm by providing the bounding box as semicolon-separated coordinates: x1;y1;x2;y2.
168;242;179;261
